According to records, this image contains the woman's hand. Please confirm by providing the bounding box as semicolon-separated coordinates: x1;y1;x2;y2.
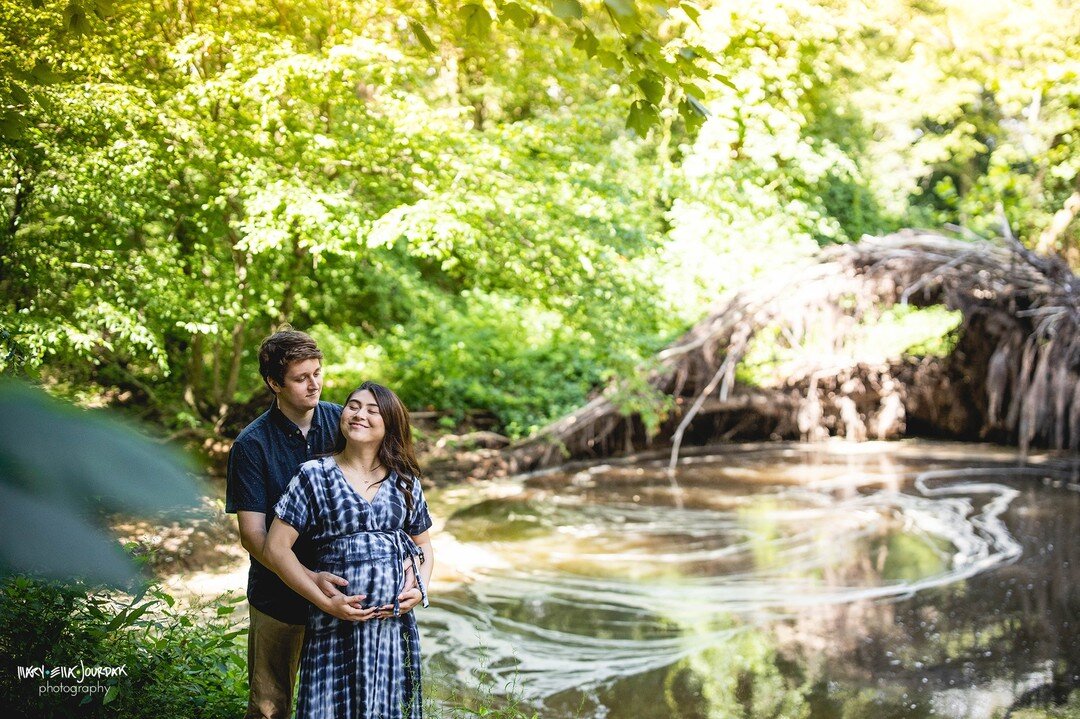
320;592;377;622
373;588;423;619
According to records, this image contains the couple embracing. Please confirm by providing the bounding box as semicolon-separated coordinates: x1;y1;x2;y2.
225;328;435;719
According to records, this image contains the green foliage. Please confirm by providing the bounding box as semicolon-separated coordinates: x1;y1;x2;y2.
3;0;1079;438
736;305;963;387
663;622;812;719
0;573;552;719
0;0;678;434
0;575;248;719
851;0;1080;252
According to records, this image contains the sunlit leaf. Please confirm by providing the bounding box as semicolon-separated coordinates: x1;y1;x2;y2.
678;97;706;132
460;2;492;40
604;0;636;17
626;99;658;136
680;1;701;25
685;93;710;117
499;1;533;28
638;75;664;105
408;21;437;51
551;0;583;20
596;49;622;70
573;27;599;57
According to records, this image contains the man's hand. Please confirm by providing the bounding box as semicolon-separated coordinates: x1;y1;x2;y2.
320;593;375;622
312;570;348;599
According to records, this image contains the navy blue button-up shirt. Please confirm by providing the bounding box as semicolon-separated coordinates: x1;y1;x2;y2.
226;400;343;624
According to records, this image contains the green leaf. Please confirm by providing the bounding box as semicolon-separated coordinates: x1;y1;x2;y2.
626;99;659;136
0;482;137;585
604;0;637;18
638;75;664;105
63;0;92;34
597;50;623;70
551;0;583;20
460;2;492;39
103;685;118;706
0;110;28;140
30;60;62;85
94;0;115;18
680;1;701;25
104;599;158;632
7;84;31;107
499;1;533;28
409;21;437;52
684;93;710;117
678;94;709;131
573;27;599;57
0;381;202;516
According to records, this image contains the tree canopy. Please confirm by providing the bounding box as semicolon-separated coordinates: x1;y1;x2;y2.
2;0;1078;437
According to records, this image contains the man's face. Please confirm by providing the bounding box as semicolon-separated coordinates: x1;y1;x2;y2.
270;358;322;414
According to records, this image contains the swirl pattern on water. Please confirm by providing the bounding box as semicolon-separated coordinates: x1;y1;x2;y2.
423;455;1062;699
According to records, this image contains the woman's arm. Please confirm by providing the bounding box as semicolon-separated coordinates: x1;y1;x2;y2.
411;530;434;591
376;530;434;618
263;517;376;622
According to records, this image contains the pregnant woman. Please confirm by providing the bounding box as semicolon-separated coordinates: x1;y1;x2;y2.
264;380;434;719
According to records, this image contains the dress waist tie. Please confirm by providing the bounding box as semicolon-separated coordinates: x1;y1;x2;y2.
317;529;428;614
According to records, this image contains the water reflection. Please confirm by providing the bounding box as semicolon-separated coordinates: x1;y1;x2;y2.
422;442;1080;718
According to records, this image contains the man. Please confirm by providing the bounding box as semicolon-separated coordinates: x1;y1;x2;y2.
225;328;348;719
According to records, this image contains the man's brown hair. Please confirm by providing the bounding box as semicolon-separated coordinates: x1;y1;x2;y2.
258;327;323;392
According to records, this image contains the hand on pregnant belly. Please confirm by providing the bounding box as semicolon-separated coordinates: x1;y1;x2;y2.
321;592;377;622
373;587;423;619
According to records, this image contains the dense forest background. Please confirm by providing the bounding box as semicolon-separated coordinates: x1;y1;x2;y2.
2;0;1078;439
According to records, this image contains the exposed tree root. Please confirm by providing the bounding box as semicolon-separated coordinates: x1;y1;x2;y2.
510;229;1080;471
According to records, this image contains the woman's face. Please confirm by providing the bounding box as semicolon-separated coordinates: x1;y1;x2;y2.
341;389;386;447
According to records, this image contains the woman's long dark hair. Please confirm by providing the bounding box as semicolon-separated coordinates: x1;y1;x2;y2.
330;381;422;512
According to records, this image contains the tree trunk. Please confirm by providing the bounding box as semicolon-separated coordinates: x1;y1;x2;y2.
184;332;204;413
216;240;250;424
278;230;307;325
1;166;29;300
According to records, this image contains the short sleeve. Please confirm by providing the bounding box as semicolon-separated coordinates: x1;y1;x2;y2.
225;441;266;514
273;468;315;534
404;476;433;536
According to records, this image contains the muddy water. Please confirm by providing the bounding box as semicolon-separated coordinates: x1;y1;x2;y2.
420;441;1080;719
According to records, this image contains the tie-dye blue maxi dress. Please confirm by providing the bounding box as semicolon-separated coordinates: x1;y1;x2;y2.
273;456;432;719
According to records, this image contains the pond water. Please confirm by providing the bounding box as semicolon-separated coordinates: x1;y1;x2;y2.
419;441;1080;719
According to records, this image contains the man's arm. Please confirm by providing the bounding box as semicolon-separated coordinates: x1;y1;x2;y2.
263;517;373;622
237;510;348;599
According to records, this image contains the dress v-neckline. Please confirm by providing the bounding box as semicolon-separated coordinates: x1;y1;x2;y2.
329;456;390;505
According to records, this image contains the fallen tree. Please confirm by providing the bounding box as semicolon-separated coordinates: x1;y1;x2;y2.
510;228;1080;471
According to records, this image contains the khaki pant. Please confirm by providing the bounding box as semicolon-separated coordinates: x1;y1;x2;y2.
245;605;305;719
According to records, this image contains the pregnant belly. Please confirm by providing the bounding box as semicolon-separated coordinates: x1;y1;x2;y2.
308;557;402;632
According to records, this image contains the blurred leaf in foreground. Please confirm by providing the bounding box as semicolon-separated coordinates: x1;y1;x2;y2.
0;381;203;586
